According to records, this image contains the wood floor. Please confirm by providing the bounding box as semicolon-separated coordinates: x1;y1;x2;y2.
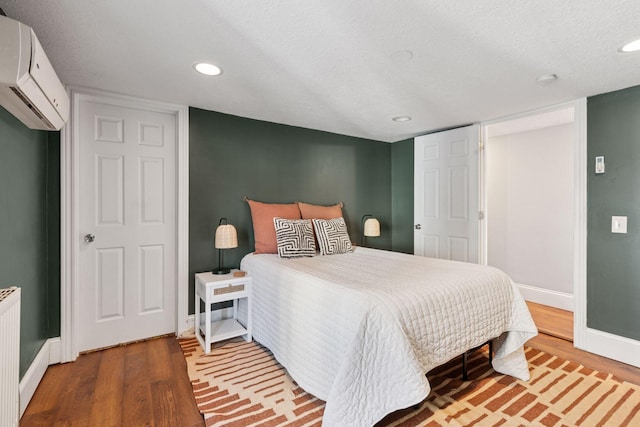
20;336;205;427
526;301;573;341
21;303;640;426
525;301;640;386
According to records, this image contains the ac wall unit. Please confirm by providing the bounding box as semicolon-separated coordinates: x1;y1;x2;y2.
0;15;69;131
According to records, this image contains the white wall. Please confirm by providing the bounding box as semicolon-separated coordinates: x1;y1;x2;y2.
486;123;574;308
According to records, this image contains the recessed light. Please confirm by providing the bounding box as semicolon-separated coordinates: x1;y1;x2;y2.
392;116;412;122
619;38;640;53
193;62;222;76
535;73;558;84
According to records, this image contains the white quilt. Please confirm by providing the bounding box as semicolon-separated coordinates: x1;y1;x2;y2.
239;248;538;426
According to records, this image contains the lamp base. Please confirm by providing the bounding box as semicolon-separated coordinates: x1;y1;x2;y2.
212;267;231;275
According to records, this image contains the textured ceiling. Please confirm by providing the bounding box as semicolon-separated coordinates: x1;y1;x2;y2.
1;0;639;142
486;108;574;138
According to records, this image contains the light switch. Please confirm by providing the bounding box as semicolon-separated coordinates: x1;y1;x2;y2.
611;216;627;233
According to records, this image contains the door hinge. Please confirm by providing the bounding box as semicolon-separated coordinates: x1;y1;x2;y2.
479;211;485;220
479;141;485;151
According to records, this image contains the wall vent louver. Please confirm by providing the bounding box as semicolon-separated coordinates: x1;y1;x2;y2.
10;86;55;129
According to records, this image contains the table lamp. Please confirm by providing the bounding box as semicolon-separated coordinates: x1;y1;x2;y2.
213;218;238;274
361;214;380;247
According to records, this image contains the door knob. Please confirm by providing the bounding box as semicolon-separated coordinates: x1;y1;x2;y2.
84;234;95;243
414;224;422;230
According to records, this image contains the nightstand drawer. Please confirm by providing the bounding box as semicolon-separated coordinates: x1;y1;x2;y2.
212;283;245;296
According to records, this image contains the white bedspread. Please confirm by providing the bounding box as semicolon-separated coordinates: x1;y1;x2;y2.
239;248;538;426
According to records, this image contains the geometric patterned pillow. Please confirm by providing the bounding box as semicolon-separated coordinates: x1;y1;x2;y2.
273;218;317;258
312;217;354;255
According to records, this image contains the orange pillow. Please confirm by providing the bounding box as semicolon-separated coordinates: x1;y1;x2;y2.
298;202;343;220
247;199;301;254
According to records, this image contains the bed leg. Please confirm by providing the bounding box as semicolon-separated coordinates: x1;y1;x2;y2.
462;351;468;381
462;340;493;380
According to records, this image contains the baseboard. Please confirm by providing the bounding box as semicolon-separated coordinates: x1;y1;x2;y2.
184;314;194;335
48;337;61;364
209;307;233;322
577;328;640;368
516;283;574;312
178;313;194;336
19;337;60;417
193;308;234;325
183;308;235;338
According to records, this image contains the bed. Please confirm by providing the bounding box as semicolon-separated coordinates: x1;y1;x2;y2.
239;247;538;426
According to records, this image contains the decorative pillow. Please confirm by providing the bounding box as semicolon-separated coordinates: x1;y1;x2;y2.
246;199;301;254
312;217;354;255
298;201;343;220
273;218;316;258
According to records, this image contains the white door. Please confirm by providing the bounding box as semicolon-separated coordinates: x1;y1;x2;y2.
414;125;480;262
78;99;177;352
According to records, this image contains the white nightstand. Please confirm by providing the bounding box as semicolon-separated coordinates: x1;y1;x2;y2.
194;270;252;354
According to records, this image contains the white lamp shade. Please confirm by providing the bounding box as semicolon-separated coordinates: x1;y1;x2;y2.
363;218;380;237
215;224;238;249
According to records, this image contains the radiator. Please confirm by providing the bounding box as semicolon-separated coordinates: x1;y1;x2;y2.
0;287;20;427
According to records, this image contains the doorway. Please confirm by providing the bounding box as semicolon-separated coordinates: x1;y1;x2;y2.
61;89;190;362
77;98;178;351
482;107;575;312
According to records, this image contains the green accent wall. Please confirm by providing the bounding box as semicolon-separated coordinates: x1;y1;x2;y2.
189;107;393;313
0;107;60;378
587;85;640;341
47;132;61;337
391;138;414;254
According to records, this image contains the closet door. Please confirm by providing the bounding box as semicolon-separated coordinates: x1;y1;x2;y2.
77;98;177;352
414;125;480;262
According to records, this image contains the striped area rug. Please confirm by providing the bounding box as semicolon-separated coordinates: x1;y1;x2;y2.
179;338;640;426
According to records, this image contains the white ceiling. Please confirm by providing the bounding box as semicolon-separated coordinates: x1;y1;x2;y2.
486;108;574;138
2;0;640;142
